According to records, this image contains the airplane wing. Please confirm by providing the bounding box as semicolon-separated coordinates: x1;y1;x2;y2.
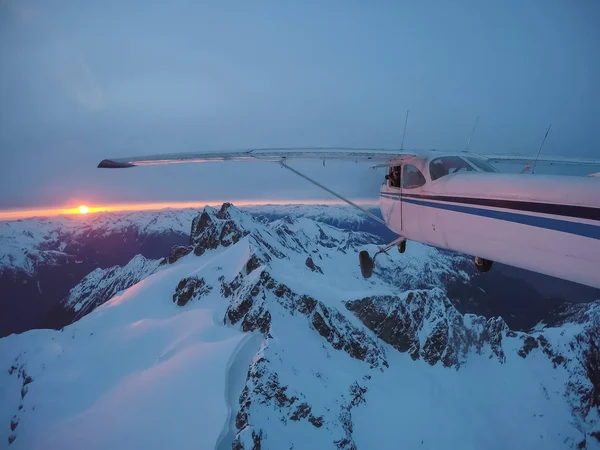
98;148;414;168
482;153;600;167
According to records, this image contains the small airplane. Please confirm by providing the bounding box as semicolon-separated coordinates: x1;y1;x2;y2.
98;148;600;289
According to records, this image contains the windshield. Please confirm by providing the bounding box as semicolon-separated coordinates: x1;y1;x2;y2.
465;157;499;173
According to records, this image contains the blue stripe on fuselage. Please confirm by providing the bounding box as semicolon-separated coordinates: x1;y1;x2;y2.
380;193;600;240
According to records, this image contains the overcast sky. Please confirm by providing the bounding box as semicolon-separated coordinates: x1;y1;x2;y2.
1;0;599;209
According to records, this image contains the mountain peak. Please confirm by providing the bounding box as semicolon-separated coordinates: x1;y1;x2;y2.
190;203;257;257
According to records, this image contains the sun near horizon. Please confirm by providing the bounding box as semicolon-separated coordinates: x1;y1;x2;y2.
78;205;89;214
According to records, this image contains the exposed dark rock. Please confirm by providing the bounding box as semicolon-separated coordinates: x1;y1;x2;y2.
422;321;449;366
305;257;323;274
219;221;246;247
172;277;212;307
251;429;263;450
227;270;387;368
246;255;262;274
252;235;287;259
20;387;27;399
8;435;16;445
299;296;317;315
517;333;567;369
236;410;248;430
190;211;220;256
239;359;299;423
349;382;367;407
190;205;251;256
10;416;18;431
290;403;311;421
536;335;566;368
346;295;419;354
274;283;291;298
346;292;507;368
241;310;271;335
591;431;600;442
220;274;245;299
308;415;323;428
227;297;254;325
312;312;332;340
20;369;32;387
167;245;193;264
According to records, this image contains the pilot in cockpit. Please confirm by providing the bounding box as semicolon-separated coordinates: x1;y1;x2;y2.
385;166;401;188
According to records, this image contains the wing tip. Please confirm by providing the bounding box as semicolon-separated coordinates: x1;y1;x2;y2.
98;159;135;169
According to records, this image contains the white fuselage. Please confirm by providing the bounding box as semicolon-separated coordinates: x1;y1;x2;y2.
379;158;600;289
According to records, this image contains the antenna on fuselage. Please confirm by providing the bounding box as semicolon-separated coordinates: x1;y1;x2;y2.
463;115;480;152
400;109;409;150
531;123;552;175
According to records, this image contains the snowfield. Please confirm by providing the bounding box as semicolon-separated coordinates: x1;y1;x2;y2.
1;203;598;449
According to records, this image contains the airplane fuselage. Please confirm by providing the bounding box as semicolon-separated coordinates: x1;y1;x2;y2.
379;165;600;289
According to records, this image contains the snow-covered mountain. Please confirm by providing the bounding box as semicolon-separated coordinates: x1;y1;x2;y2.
0;210;198;337
0;209;199;276
2;204;598;339
1;203;598;449
62;255;163;321
0;205;386;338
248;203;371;228
0;205;377;277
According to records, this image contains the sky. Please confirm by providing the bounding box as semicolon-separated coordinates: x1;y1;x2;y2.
1;0;599;211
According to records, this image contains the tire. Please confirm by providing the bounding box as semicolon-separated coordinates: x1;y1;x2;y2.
474;257;493;273
397;240;406;254
359;250;374;278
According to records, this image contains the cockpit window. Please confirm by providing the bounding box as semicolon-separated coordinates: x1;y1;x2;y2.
402;165;426;189
386;166;401;188
464;156;499;173
429;156;475;181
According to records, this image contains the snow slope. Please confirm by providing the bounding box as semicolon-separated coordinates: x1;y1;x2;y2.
1;203;598;449
63;255;163;320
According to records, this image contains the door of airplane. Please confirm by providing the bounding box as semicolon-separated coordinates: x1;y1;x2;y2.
400;163;428;237
387;165;402;231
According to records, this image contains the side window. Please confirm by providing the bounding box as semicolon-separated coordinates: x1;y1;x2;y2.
402;165;426;189
430;156;475;181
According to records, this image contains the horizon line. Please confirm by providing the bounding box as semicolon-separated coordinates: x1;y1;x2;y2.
0;199;380;222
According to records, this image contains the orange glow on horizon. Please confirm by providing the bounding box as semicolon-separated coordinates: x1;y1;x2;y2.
0;199;379;222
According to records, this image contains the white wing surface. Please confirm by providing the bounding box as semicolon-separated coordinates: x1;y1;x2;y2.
98;148;414;168
483;153;600;167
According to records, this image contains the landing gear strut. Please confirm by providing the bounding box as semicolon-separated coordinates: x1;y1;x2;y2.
359;236;407;278
474;257;493;273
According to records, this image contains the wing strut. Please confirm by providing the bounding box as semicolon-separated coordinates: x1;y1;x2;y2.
279;161;387;226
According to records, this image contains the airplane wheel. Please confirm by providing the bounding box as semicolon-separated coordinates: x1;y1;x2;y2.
359;250;374;278
397;240;406;254
474;257;493;273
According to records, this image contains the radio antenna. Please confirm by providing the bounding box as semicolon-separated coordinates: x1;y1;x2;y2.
531;124;552;175
400;109;409;150
464;115;479;152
